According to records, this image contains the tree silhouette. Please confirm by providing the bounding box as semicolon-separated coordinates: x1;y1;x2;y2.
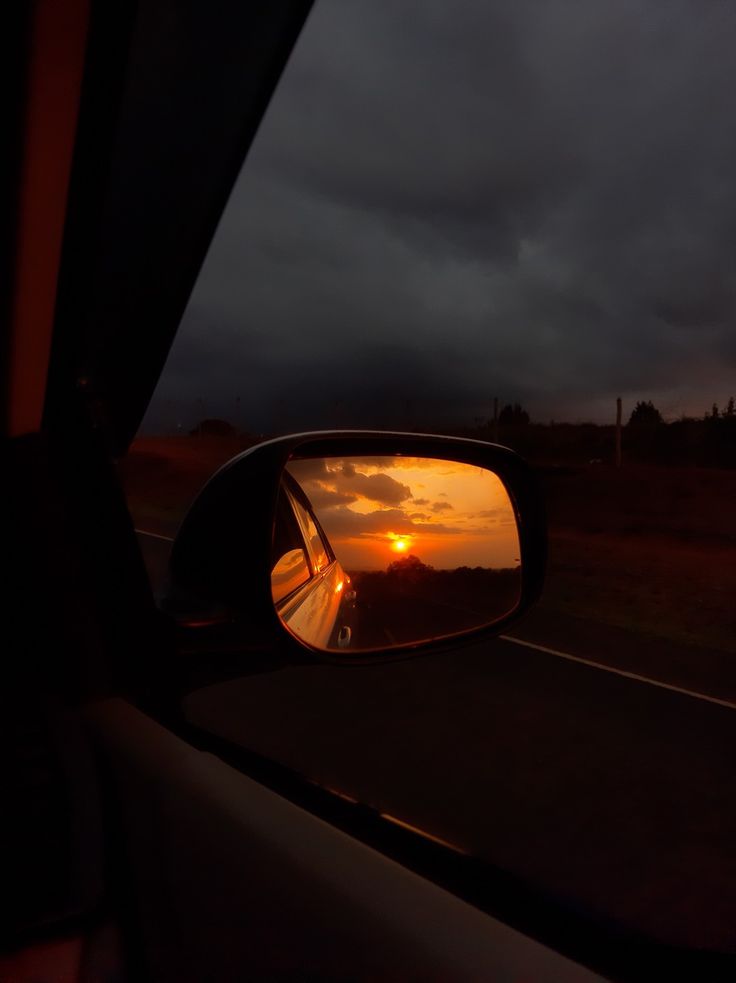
386;554;434;582
498;402;530;425
628;400;663;426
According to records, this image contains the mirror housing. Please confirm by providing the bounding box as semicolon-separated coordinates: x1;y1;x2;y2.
168;431;546;661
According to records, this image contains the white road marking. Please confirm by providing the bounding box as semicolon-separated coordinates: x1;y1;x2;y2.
133;526;734;710
135;528;174;542
500;634;736;711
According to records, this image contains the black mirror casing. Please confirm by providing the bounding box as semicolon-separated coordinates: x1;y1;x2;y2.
168;431;547;661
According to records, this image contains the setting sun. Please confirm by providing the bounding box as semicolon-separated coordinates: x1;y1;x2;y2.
390;536;411;553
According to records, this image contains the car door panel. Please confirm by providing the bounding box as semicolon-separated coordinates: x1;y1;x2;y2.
85;698;603;982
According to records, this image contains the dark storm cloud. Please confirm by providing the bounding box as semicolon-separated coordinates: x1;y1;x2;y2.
430;501;453;513
305;488;358;510
317;506;461;540
331;466;412;507
288;459;412;509
145;0;736;433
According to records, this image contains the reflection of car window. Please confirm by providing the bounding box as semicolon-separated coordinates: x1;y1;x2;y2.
289;492;330;574
271;484;312;603
272;548;311;606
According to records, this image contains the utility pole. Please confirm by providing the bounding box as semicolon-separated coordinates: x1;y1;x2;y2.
615;397;622;468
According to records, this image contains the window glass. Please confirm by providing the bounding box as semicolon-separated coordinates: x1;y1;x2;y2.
271;549;311;606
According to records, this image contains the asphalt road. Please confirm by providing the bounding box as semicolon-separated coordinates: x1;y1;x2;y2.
137;527;736;956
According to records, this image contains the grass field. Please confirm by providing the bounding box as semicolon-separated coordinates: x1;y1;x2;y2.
119;437;736;654
537;466;736;653
118;435;255;534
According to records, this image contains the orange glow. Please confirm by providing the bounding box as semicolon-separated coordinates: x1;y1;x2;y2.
286;456;521;571
335;580;344;594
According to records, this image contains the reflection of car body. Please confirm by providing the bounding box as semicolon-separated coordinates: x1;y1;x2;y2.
272;472;353;649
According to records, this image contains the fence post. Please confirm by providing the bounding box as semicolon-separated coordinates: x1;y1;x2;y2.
615;397;622;468
493;397;499;443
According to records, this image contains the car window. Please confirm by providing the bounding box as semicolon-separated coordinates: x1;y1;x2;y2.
119;0;736;966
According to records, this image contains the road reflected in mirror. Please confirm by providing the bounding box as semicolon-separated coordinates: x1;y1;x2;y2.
272;455;521;652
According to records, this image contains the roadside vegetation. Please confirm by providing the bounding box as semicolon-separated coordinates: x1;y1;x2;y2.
461;397;736;469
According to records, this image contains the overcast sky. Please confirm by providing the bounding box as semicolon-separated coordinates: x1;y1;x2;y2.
144;0;736;433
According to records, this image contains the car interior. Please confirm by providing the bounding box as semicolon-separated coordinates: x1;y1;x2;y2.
3;3;734;982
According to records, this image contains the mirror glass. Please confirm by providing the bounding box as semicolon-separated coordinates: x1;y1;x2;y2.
271;456;521;652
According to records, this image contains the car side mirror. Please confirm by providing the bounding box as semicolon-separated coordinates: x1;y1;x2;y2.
168;431;546;661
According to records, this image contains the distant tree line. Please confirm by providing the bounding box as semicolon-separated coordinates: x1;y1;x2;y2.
353;555;521;623
472;396;735;431
185;395;736;469
628;397;736;426
461;396;736;468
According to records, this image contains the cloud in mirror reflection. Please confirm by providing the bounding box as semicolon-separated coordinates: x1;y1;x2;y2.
286;456;520;570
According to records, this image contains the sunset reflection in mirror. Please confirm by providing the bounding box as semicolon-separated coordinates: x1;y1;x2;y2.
278;456;521;651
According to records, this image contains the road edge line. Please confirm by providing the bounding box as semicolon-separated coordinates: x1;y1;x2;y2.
135;528;175;542
500;635;736;711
